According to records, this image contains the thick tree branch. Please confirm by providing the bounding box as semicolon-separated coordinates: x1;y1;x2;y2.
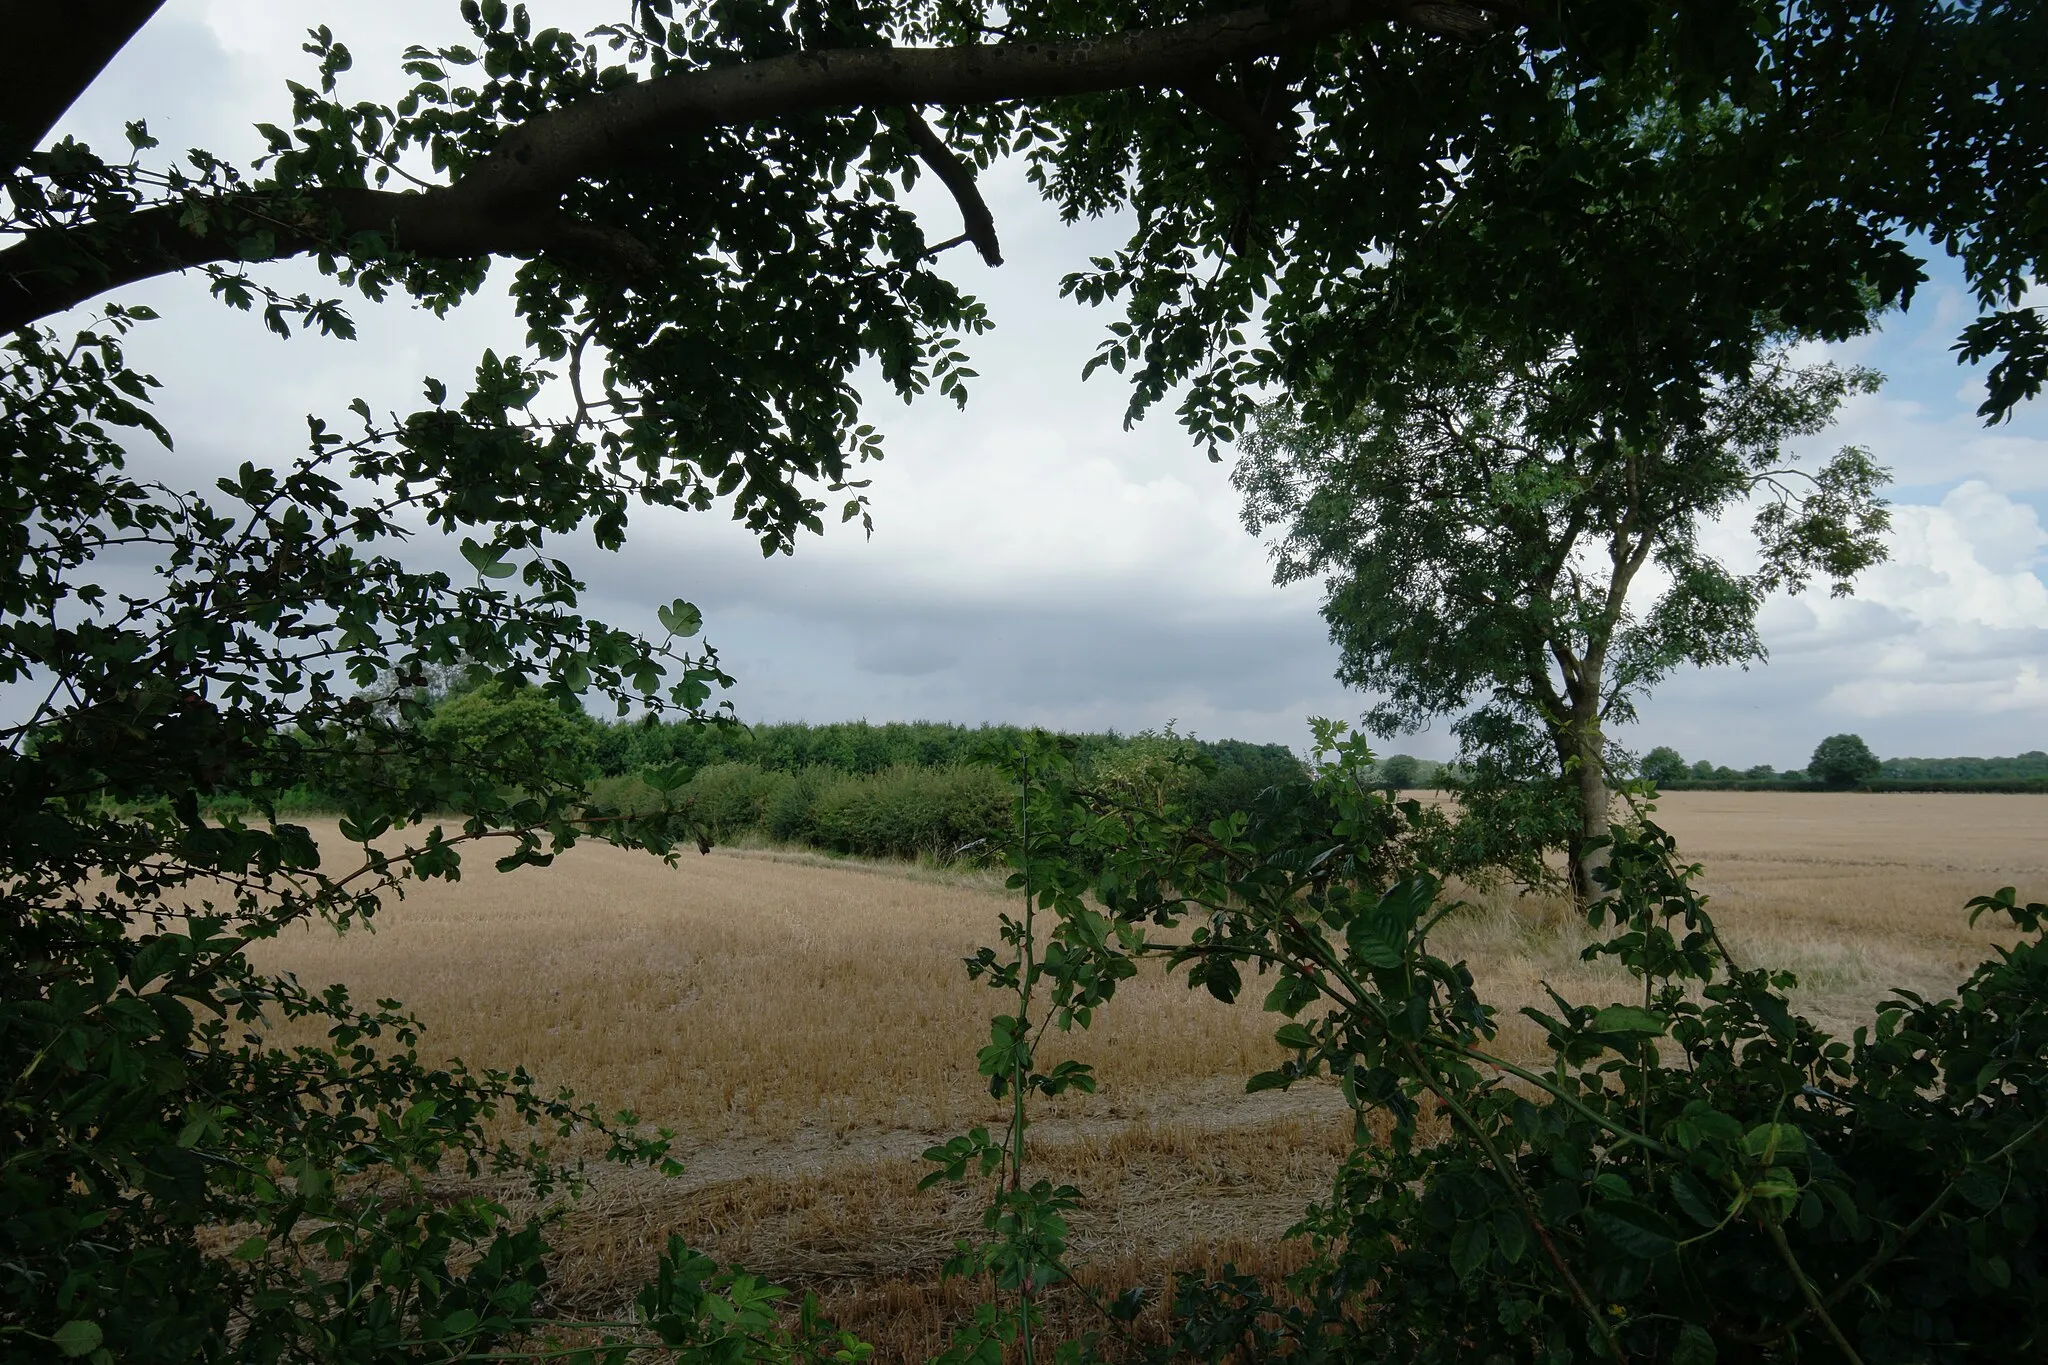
1177;72;1293;165
0;0;167;170
1;0;1516;332
899;108;1002;266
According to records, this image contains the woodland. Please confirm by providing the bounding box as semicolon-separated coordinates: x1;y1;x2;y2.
3;1;2047;1363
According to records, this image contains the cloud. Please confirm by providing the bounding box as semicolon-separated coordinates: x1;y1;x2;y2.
25;4;2048;765
1621;482;2048;763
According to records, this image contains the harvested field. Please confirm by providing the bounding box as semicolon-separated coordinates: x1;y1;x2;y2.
246;793;2045;1356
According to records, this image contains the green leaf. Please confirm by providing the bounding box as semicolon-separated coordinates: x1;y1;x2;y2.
1345;918;1404;969
1274;1023;1316;1049
1491;1207;1529;1264
1740;1123;1806;1164
657;598;703;638
1672;1322;1717;1365
1587;1200;1679;1261
459;538;516;579
1591;1004;1668;1035
1448;1219;1492;1278
1669;1169;1723;1228
53;1323;103;1359
1956;1163;2002;1210
229;1235;267;1260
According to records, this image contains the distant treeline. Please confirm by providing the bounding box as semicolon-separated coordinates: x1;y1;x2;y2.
1652;749;2048;793
585;720;1311;862
1652;777;2048;794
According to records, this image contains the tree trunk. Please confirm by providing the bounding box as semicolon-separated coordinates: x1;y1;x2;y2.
1563;696;1610;907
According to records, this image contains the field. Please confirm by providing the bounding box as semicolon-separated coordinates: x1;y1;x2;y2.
248;793;2047;1356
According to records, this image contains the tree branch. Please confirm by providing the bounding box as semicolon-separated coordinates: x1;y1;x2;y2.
898;108;1001;266
0;0;166;171
1;0;1516;331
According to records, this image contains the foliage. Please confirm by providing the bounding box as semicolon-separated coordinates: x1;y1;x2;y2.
1376;753;1421;790
1053;0;2047;443
1811;733;1883;789
1641;746;1689;786
1237;334;1888;899
0;302;880;1360
588;732;1309;865
6;1;2047;1359
944;725;2048;1364
1881;750;2048;782
804;763;1014;860
425;681;603;792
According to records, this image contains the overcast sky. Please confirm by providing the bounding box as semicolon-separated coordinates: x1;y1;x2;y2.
48;1;2048;767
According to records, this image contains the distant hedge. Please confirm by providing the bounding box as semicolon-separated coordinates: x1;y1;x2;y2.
593;762;1018;862
1653;777;2048;794
587;734;1313;863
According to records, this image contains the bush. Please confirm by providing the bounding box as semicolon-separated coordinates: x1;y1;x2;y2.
808;764;1012;860
425;683;602;792
967;727;2048;1364
679;763;790;839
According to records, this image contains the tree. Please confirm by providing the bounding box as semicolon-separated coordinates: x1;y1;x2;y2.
3;1;2046;1358
1810;732;1882;788
1640;746;1688;786
426;680;603;789
1377;753;1421;790
1237;343;1889;900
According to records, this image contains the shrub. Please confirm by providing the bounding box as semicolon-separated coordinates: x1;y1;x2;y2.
425;683;602;792
762;765;845;844
953;725;2048;1365
807;764;1012;860
679;763;789;839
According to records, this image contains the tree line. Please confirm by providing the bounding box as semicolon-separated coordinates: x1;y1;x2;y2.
1642;737;2048;792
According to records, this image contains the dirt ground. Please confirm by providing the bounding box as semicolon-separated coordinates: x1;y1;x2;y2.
246;792;2046;1355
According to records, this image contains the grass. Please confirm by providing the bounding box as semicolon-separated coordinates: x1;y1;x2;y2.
245;792;2045;1353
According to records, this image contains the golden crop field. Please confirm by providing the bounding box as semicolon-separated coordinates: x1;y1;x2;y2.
246;792;2046;1357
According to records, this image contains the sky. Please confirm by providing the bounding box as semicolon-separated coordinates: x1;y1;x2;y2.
43;1;2048;768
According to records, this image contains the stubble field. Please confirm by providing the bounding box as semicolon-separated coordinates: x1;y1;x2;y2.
247;792;2046;1357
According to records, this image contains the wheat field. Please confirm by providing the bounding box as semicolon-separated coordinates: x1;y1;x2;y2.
245;792;2046;1356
